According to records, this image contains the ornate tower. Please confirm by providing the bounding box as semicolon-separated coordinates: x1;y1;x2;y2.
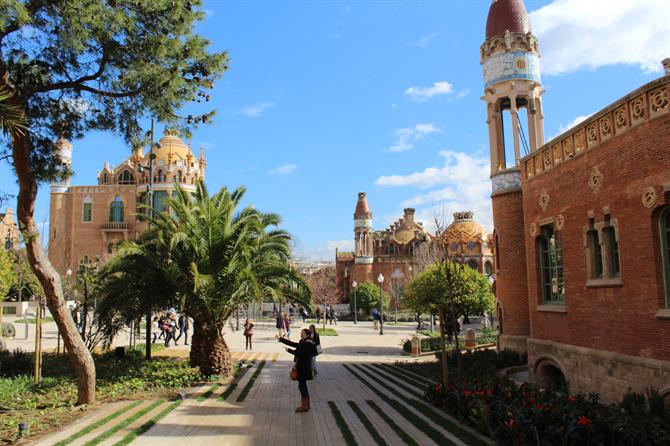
353;192;374;284
481;0;541;352
48;139;73;273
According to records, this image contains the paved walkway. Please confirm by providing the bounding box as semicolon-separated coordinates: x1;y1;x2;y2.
32;322;491;446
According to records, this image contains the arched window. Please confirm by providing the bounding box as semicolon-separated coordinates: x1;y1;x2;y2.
156;170;163;183
82;196;93;222
117;170;135;185
484;261;493;277
387;243;397;255
102;172;109;183
538;224;564;304
109;195;124;222
661;207;670;306
177;171;183;183
467;260;479;270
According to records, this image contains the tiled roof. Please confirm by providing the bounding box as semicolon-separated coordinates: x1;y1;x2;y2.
486;0;531;38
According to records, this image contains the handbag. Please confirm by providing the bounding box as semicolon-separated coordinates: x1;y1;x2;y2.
290;366;299;381
316;344;323;355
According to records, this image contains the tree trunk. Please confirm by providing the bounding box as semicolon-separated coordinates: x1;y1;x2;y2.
438;307;449;389
190;318;232;376
11;130;96;405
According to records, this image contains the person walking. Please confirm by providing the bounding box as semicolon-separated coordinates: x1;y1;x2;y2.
309;324;321;376
283;312;291;338
315;306;322;324
372;308;380;330
244;318;254;350
151;316;159;344
275;311;283;338
279;329;317;412
175;313;190;345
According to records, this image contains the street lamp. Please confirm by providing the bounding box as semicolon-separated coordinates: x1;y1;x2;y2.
352;280;358;324
377;273;384;335
391;268;403;325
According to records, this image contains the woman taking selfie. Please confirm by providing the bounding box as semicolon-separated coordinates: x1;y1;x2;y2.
279;329;317;412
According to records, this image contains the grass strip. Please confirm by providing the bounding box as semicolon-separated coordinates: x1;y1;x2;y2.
358;364;422;399
365;400;420;446
53;400;143;446
112;399;181;446
376;364;431;389
197;383;221;402
349;365;487;446
344;365;455;446
83;399;164;446
236;360;266;402
387;364;435;385
328;401;358;446
347;401;389;446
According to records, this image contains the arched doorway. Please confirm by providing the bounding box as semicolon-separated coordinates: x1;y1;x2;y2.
535;359;568;392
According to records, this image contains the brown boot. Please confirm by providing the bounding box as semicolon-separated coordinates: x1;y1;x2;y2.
295;397;309;413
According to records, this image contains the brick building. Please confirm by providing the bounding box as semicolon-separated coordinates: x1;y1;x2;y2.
335;192;492;301
48;130;206;276
483;0;670;402
0;208;20;251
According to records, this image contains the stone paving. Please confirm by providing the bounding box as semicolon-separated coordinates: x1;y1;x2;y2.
31;321;490;446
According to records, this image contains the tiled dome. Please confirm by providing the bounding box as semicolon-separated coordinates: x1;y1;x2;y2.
485;0;531;38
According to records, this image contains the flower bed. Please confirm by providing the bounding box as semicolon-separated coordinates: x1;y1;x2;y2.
401;330;498;353
396;351;670;445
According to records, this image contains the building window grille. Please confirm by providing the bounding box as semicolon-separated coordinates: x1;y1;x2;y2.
539;224;565;304
661;207;670;306
109;195;124;222
83;202;92;222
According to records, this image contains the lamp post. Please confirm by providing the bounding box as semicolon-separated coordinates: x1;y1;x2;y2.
138;119;158;360
352;280;358;324
377;273;384;335
391;268;403;325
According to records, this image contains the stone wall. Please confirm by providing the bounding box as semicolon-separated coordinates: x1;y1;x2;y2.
528;338;670;403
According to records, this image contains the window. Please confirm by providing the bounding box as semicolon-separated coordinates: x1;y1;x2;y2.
388;243;397;255
117;170;135;185
604;226;620;277
467;241;478;251
154;191;168;213
539;224;565;304
102;172;109;183
4;235;11;250
661;207;670;305
467;260;479;270
177;171;183;183
83;203;92;222
484;261;493;277
109;195;124;222
587;228;603;279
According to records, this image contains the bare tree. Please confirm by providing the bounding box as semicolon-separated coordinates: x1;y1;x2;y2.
304;266;338;329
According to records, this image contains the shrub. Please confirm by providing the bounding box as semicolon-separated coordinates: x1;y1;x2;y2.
0;349;33;377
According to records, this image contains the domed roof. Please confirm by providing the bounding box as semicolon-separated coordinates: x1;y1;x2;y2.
354;192;372;219
150;129;194;164
485;0;531;39
444;211;485;244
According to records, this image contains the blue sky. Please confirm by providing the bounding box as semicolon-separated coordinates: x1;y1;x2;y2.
1;0;668;260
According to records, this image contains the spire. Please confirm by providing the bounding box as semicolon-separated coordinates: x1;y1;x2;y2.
199;147;206;167
354;192;372;220
485;0;531;39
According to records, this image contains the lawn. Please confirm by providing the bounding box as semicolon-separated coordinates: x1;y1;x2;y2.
0;349;206;444
315;327;338;336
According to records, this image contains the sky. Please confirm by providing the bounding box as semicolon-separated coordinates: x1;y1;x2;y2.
0;0;668;261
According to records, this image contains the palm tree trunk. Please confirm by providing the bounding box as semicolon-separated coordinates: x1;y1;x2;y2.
11;129;96;404
190;318;232;376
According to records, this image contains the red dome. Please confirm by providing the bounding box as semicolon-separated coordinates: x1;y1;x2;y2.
485;0;531;39
354;192;371;218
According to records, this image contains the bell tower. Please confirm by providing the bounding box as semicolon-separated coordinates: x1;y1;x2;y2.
352;192;374;284
481;0;542;353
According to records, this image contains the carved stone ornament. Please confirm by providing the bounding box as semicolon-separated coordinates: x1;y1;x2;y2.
642;187;657;208
530;222;537;237
589;167;604;193
556;214;565;230
539;188;550;211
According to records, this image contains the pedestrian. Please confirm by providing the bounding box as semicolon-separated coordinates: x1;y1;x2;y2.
151;316;159;344
275;311;283;338
299;305;306;324
315;306;322;324
309;324;322;376
331;306;338;325
244;317;254;350
72;302;82;333
372;308;380;330
283;312;291;338
175;313;190;345
325;305;331;325
279;328;317;412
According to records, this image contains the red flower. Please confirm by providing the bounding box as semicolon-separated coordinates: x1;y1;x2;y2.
577;416;592;427
435;384;443;393
535;403;542;410
463;390;473;397
567;396;577;403
486;389;494;396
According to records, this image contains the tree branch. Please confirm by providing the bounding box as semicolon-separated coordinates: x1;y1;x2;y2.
27;48;109;95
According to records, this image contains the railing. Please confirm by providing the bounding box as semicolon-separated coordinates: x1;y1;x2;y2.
100;222;130;231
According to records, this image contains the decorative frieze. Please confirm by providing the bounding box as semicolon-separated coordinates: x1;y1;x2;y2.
539;188;550;211
523;77;670;179
491;169;522;193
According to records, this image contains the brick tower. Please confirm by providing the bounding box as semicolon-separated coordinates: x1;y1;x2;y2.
481;0;544;353
48;139;73;273
352;192;374;284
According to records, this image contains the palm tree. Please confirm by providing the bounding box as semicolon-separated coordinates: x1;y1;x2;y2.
98;182;311;375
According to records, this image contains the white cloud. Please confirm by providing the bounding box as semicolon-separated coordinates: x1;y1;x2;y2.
386;123;441;152
404;81;454;101
409;32;438;48
375;151;492;233
530;0;670;75
268;164;297;175
456;89;470;99
548;114;591;141
240;102;275;117
296;239;354;262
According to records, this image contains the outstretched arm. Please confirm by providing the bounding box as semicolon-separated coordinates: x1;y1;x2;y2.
278;337;299;348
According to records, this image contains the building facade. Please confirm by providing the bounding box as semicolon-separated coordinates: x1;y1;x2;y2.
0;208;20;251
336;192;492;301
48;130;206;276
483;0;670;402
